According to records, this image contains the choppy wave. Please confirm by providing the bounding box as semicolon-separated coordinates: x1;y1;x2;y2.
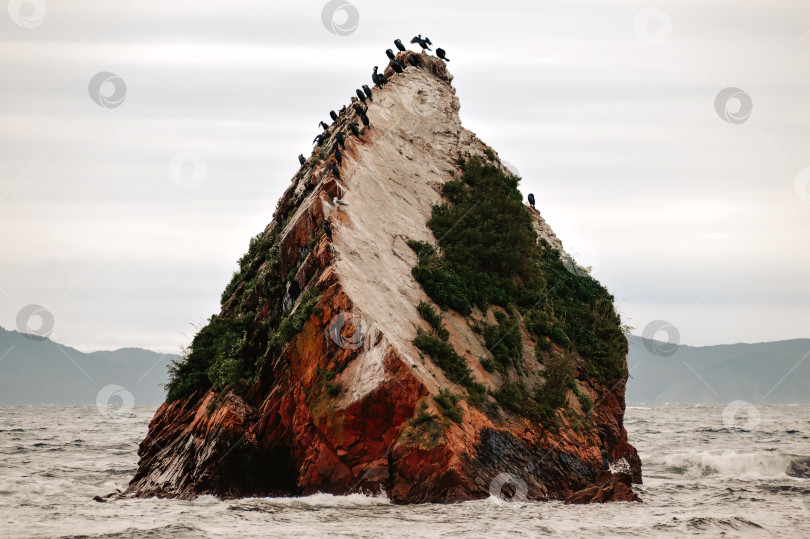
787;457;810;478
683;516;764;532
1;404;809;538
646;451;805;478
61;524;203;539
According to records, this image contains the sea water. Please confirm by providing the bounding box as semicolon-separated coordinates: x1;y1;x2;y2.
1;404;808;538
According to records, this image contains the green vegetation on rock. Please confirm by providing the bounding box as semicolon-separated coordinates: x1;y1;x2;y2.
483;309;522;370
417;301;449;340
412;309;486;408
166;220;321;403
434;389;464;423
408;155;628;424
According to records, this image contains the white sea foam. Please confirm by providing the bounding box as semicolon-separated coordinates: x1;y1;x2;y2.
648;450;794;478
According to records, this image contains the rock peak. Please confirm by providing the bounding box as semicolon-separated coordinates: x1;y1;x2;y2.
124;46;641;503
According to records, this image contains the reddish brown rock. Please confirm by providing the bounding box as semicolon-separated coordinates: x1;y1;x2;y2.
564;471;641;504
123;52;641;504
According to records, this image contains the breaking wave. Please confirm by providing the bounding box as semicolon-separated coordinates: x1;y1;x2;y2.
646;451;805;478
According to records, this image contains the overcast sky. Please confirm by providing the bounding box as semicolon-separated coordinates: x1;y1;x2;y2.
1;0;809;354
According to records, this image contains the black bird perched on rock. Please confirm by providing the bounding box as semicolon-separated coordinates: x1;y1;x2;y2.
355;89;366;103
335;132;345;148
348;122;360;136
410;35;431;51
436;48;449;62
389;60;403;74
407;54;419;67
329;110;338;122
378;73;388;86
386;48;396;60
359;113;370;129
331;164;341;180
372;66;384;88
313;133;324;146
352;102;366;116
528;193;536;210
394;39;406;53
334;147;342;166
323;221;333;240
298;154;306;165
362;85;373;101
318;121;330;130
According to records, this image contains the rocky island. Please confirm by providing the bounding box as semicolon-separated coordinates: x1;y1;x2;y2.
124;51;641;504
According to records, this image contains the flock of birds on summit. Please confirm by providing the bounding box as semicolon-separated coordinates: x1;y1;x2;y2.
286;35;535;288
296;35;448;171
284;36;450;300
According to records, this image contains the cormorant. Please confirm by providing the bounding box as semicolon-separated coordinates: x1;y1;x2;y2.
348;122;360;136
362;85;373;101
313;133;324;145
318;121;330;130
385;48;396;60
378;73;388;86
407;54;419;67
372;66;383;88
331;164;341;181
335;132;345;148
323;221;333;240
355;89;366;103
394;39;406;53
410;35;431;51
359;113;370;129
298;154;306;165
528;193;536;209
330;110;338;122
352;102;366;116
389;60;403;74
334;147;342;166
436;48;449;62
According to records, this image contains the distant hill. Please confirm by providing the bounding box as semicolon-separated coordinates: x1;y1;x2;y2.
626;335;810;403
0;326;177;404
3;325;807;405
